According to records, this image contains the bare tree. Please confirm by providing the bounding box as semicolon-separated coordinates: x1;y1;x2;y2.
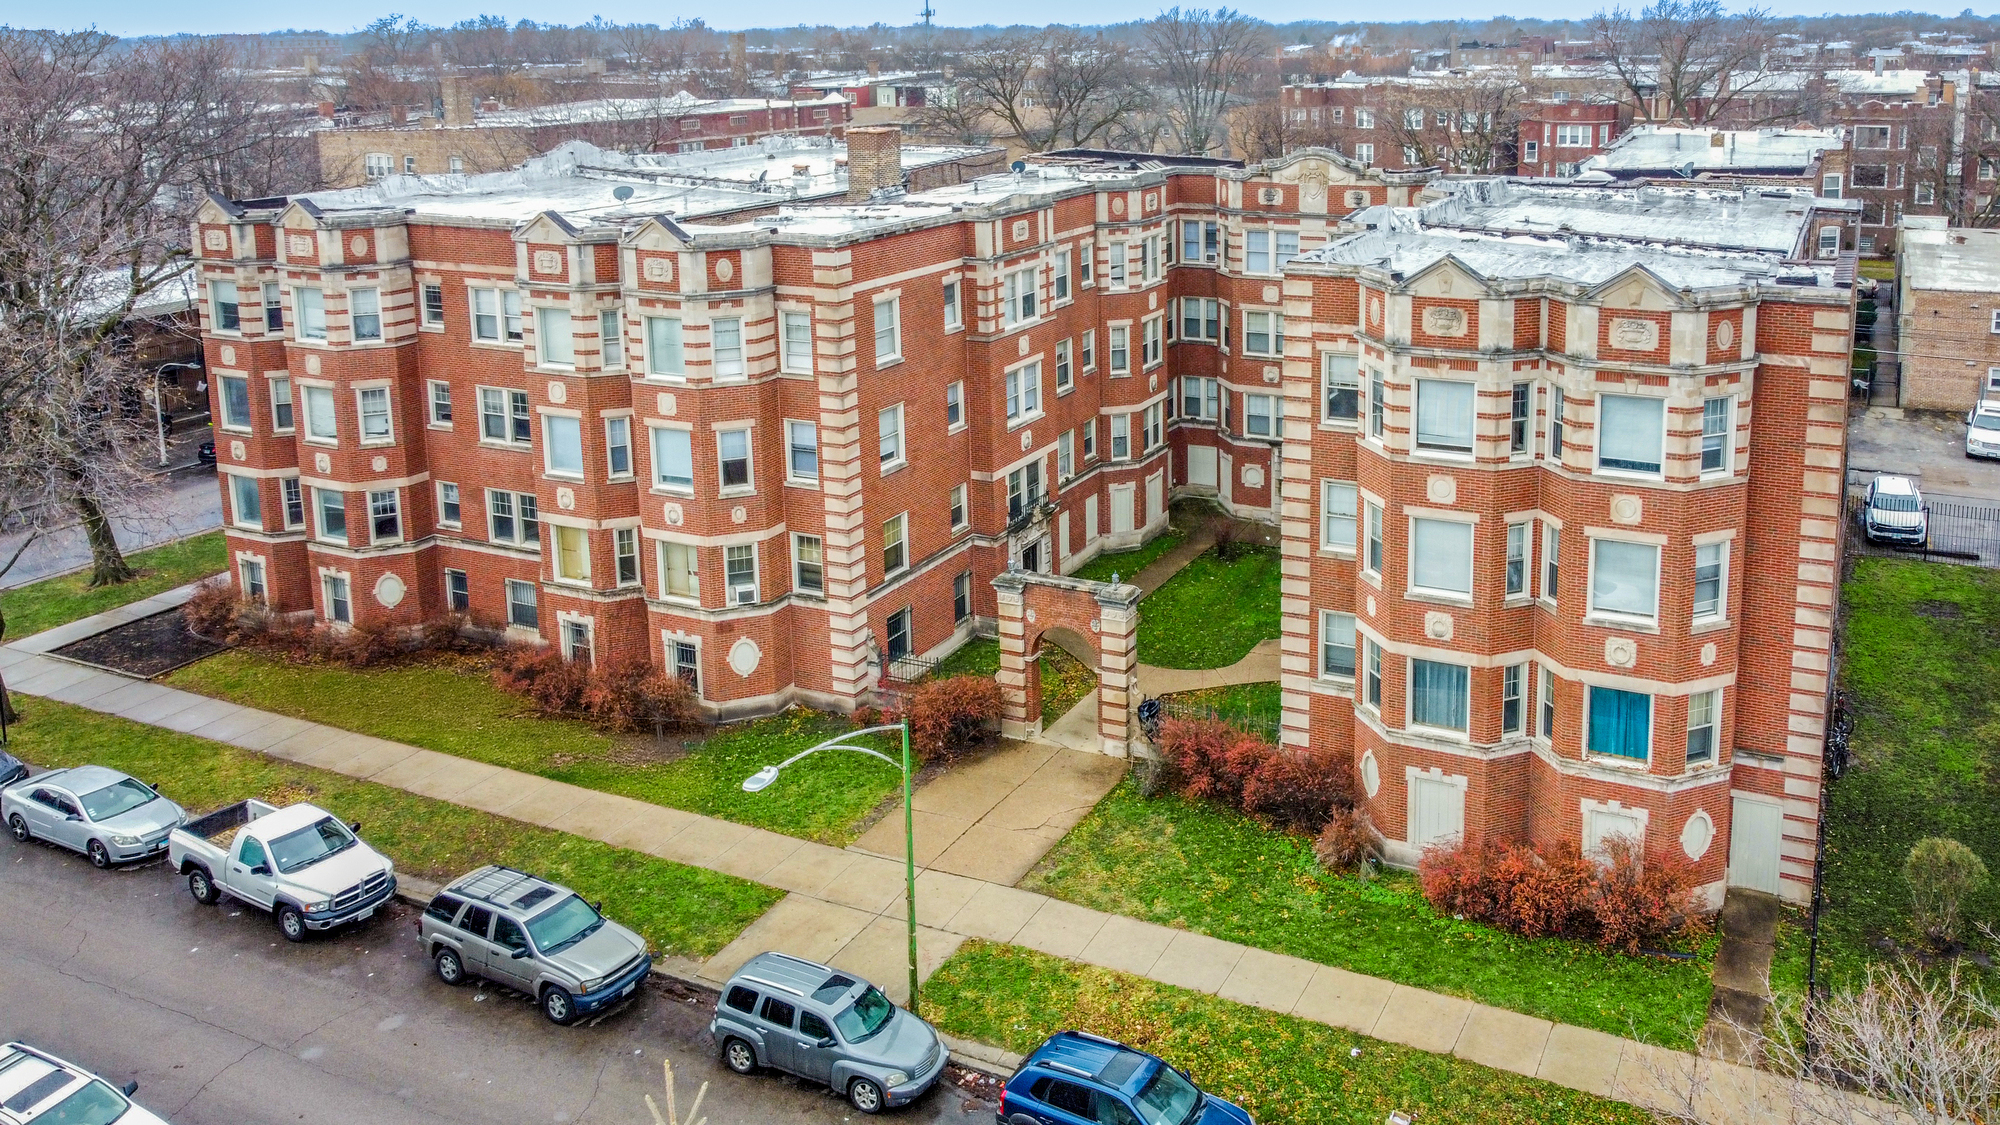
939;29;1152;153
0;31;275;586
1589;0;1780;126
1229;98;1343;161
1146;7;1268;156
1370;73;1527;172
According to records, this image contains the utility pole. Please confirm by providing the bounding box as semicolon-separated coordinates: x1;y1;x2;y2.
919;0;935;27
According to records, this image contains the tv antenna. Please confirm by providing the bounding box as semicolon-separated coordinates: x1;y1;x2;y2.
918;0;935;25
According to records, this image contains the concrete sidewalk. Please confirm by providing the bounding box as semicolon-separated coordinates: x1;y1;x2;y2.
0;591;1796;1124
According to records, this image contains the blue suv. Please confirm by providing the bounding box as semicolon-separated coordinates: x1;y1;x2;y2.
997;1031;1253;1125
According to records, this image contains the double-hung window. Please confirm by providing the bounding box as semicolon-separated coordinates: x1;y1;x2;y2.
1054;250;1071;301
427;380;450;426
218;375;252;430
1364;503;1384;573
1243;229;1298;274
1323;354;1359;420
1509;384;1530;452
1587;686;1651;760
445;569;468;611
1542;525;1561;603
600;310;623;368
793;534;824;594
1245;394;1277;437
1004;266;1038;325
1411;518;1473;598
605;416;632;477
950;485;968;528
421;284;444;327
882;514;908;574
946;381;964;428
281;478;305;528
324;575;351;624
781;311;812;372
228;474;261;529
660;542;699;600
1058;431;1074;479
486;490;538;547
210;281;240;332
1322;481;1357;551
1597;394;1664;474
942;280;961;329
357;387;391;443
725;544;758;605
1055;340;1073;390
1502;664;1525;735
1369;372;1386;439
873;297;900;363
304;385;337;442
314;488;346;542
614;527;639;585
505;580;538;628
878;405;904;467
1108;241;1127;287
1007;462;1043;520
1589;538;1659;621
536;307;574;366
1182;377;1219;420
1415;379;1475;453
1365;641;1383;708
710;317;745;378
295;287;326;340
501;291;522;341
645;317;684;377
1505;522;1530;596
1005;363;1042;422
1540;665;1557;737
437;481;461;526
1181;297;1221;341
1110;414;1131;460
471;289;501;341
717;428;751;490
1693;542;1726;621
1410;659;1470;732
479;388;530;444
1144;403;1163;451
543;415;583;476
1320;611;1356;678
1108;326;1130;374
263;282;284;330
368;489;401;543
1701;397;1731;474
787;420;818;481
1081;330;1095;372
553;526;590;582
651;428;694;490
1548;388;1565;458
1686;689;1719;765
1142;318;1162;366
1243;311;1281;356
350;288;381;342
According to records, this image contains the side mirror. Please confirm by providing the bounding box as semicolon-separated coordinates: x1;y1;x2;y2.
250;864;271;876
816;1036;836;1049
120;1081;138;1097
348;821;361;834
1178;1067;1193;1083
592;900;603;913
511;947;531;959
65;814;81;822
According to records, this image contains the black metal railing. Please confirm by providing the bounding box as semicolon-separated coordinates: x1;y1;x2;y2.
1153;695;1281;741
882;651;939;684
1850;494;2000;568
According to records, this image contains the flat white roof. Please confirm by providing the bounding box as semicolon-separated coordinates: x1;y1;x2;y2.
1902;223;2000;292
1422;179;1822;255
1587;126;1841;174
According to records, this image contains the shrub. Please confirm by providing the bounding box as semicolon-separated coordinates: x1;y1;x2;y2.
303;619;405;668
489;646;589;715
1489;840;1598;940
582;662;701;733
902;674;1001;762
181;580;241;639
1418;835;1708;953
1157;718;1265;807
1905;836;1989;945
1593;836;1711;954
1418;838;1509;923
1240;749;1356;834
1314;807;1382;872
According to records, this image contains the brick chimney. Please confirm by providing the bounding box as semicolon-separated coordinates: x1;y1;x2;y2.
845;126;903;201
390;104;408;125
440;74;474;127
318;100;336;119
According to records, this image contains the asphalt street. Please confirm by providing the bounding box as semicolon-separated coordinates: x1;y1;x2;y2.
0;838;995;1125
0;449;222;590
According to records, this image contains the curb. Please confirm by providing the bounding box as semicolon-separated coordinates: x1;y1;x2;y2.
389;876;1021;1081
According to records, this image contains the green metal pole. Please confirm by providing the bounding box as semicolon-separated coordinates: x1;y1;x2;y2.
903;721;919;1017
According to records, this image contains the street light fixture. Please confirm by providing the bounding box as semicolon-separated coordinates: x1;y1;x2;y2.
741;721;920;1015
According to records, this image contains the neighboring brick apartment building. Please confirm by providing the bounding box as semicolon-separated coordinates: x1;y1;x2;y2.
1281;179;1858;903
192;137;1427;719
1895;215;2000;410
1515;96;1628;177
316;79;857;188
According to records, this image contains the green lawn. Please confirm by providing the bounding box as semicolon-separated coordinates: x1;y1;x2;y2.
1024;782;1715;1048
0;531;226;639
1071;525;1188;584
4;698;778;958
929;637;999;680
1039;644;1095;727
924;942;1649;1125
167;652;903;846
1137;546;1282;670
1856;258;1896;281
1809;559;2000;992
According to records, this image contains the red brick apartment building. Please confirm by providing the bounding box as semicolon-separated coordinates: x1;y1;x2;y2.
196;138;1852;902
1515;97;1629;177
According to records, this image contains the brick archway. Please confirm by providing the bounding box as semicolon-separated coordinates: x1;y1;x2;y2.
992;571;1141;757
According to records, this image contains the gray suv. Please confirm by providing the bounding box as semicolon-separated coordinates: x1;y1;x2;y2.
710;952;948;1114
415;865;651;1025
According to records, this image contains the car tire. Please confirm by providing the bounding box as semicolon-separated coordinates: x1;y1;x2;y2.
541;986;576;1025
848;1077;885;1115
276;904;308;943
187;867;221;904
8;814;28;843
433;947;466;986
87;840;111;868
1007;1116;1042;1125
722;1037;758;1075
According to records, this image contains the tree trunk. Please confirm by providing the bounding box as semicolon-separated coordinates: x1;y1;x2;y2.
0;608;15;727
75;493;133;587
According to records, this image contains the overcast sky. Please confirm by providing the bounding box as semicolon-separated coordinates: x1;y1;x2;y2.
10;0;1982;38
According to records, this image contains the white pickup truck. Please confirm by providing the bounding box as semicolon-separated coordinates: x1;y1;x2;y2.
167;799;397;942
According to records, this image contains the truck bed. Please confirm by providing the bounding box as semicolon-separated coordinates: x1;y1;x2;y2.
178;799;278;847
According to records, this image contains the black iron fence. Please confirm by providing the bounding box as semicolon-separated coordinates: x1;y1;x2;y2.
1153;694;1281;741
1850;493;2000;568
882;651;940;684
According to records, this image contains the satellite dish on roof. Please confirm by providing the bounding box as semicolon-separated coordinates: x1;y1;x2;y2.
1011;160;1026;173
612;185;635;202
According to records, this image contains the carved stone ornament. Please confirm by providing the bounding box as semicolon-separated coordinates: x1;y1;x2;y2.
373;573;406;608
1262;284;1280;303
1012;220;1029;241
663;502;683;526
1243;465;1264;488
288;234;313;258
219;345;236;366
229;441;246;461
642;256;673;283
349;235;368;257
547;381;567;404
556;487;576;511
1422;306;1468;337
371;456;387;472
1610;495;1643;525
1609;317;1659;351
1426;474;1457;505
314;453;331;473
1701;642;1718;667
533;249;562;274
1424;611;1454;640
656;392;676;416
203;229;228;250
714;257;734;283
1714;319;1735;351
731;505;747;525
1110;196;1126;215
1365;595;1377;617
1605;637;1638;668
305;354;321;375
1681;810;1715;860
1360;751;1381;797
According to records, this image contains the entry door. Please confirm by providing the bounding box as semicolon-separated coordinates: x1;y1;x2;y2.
1146;473;1165;528
1219;453;1234;507
1110;485;1135;534
1728;796;1783;894
1020;538;1044;573
1408;776;1465;850
1188;446;1218;488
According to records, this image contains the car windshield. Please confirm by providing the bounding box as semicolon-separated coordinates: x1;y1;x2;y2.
33;1079;128;1125
267;817;356;873
832;986;896;1042
526;894;602;953
1872;492;1922;513
1977;413;2000;431
1132;1062;1202;1125
77;778;155;821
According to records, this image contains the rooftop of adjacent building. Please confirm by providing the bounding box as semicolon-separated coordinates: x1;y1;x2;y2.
1899;215;2000;292
282;136;995;227
1416;178;1838;256
1584;125;1842;175
794;70;942;89
429;91;848;131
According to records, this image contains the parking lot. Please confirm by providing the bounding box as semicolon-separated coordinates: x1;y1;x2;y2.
0;839;992;1125
1847;405;2000;504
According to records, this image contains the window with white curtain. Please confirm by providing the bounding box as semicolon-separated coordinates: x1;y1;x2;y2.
651;427;694;490
537;307;574;366
1505;522;1530;596
1597;394;1665;474
1415;379;1475;452
1321;481;1357;550
711;317;745;378
1411;517;1473;596
1686;689;1719;764
1320;611;1356;678
1589;538;1660;620
1694;542;1726;620
1410;659;1470;731
781;311;812;372
646;317;684;377
543;415;583;476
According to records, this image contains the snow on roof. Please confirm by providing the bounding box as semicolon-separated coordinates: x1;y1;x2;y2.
1587;126;1841;174
1901;223;2000;292
795;71;938;89
75;263;197;324
467;91;845;129
1421;179;1822;255
289;136;993;227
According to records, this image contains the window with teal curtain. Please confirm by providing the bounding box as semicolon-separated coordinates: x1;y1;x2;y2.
1410;659;1469;731
1588;686;1651;759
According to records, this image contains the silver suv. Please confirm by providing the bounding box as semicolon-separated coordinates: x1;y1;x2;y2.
711;952;948;1114
415;865;651;1025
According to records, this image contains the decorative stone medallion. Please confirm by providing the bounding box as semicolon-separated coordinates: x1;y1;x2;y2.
642;256;673;283
304;354;321;375
349;235;369;257
287;234;313;258
1011;220;1029;241
1110;196;1125;216
656;392;676;415
713;257;733;283
229;441;246;461
314;452;331;473
1422;306;1468;336
1366;595;1377;617
373;573;406;608
1714;319;1735;351
547;380;567;404
1700;642;1718;667
1262;284;1280;303
1610;495;1643;525
727;637;762;677
663;502;683;525
533;249;562;274
371;456;387;472
1681;810;1715;860
203;229;228;250
1360;751;1381;797
1609;317;1659;351
1426;474;1457;505
1243;465;1264;488
556;487;576;511
731;505;747;525
219;345;236;366
1605;637;1638;668
1424;611;1453;641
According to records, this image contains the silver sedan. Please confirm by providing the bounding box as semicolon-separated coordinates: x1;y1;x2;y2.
2;765;186;868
